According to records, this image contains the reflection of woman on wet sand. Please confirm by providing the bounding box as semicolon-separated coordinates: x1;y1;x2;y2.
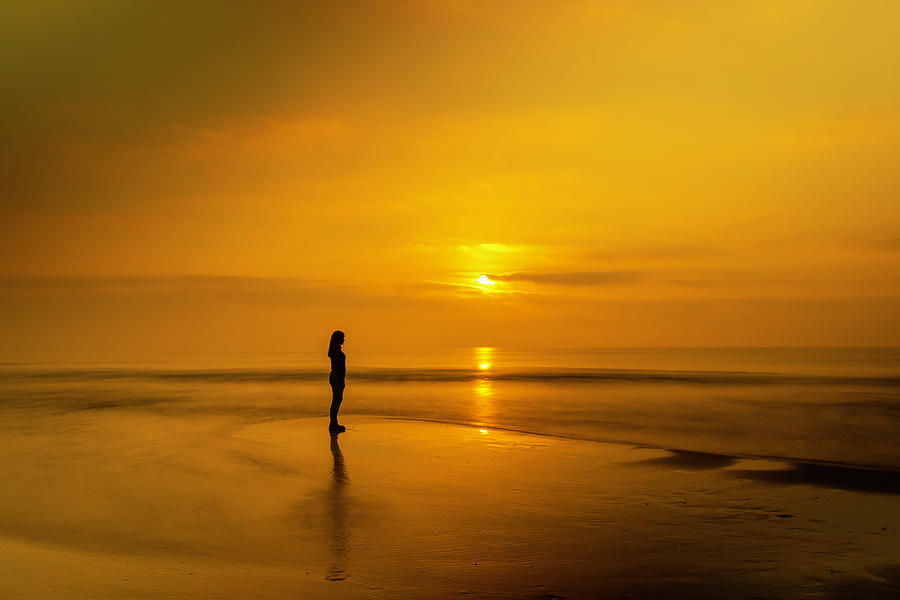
328;331;346;433
325;433;349;581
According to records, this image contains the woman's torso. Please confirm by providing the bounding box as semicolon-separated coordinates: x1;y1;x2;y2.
330;350;346;379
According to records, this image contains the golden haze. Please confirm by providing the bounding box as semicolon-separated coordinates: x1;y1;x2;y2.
2;1;900;358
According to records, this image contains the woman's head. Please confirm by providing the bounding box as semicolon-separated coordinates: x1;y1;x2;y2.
328;330;345;357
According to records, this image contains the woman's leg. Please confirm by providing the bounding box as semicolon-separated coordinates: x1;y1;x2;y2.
329;383;344;428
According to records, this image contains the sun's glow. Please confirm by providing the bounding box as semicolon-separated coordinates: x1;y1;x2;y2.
475;347;495;370
477;275;495;286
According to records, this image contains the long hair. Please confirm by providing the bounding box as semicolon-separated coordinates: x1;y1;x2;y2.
328;330;345;358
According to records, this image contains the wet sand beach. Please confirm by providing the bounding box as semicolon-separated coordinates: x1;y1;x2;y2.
2;412;899;599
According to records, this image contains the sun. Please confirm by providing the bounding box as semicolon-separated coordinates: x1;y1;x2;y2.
477;274;495;286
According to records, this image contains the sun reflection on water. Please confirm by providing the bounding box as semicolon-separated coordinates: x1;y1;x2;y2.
472;347;496;422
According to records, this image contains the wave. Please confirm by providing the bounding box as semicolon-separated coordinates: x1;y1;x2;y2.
3;366;900;387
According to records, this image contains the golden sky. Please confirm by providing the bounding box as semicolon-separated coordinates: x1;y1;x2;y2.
2;1;900;356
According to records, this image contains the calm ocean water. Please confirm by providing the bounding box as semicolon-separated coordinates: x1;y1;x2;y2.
2;347;900;470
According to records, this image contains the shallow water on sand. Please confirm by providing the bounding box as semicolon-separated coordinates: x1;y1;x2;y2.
1;414;899;599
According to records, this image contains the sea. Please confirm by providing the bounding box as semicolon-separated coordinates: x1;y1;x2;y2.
2;346;899;471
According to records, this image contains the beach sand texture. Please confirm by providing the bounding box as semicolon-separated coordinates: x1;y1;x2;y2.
2;413;899;599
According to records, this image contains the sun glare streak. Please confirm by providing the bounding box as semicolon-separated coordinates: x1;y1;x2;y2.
477;275;495;286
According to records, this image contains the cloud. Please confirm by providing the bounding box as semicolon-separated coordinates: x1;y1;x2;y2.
490;271;643;286
0;275;516;311
586;246;713;262
839;237;900;254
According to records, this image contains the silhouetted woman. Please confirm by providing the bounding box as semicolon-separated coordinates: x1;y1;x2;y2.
328;330;346;433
